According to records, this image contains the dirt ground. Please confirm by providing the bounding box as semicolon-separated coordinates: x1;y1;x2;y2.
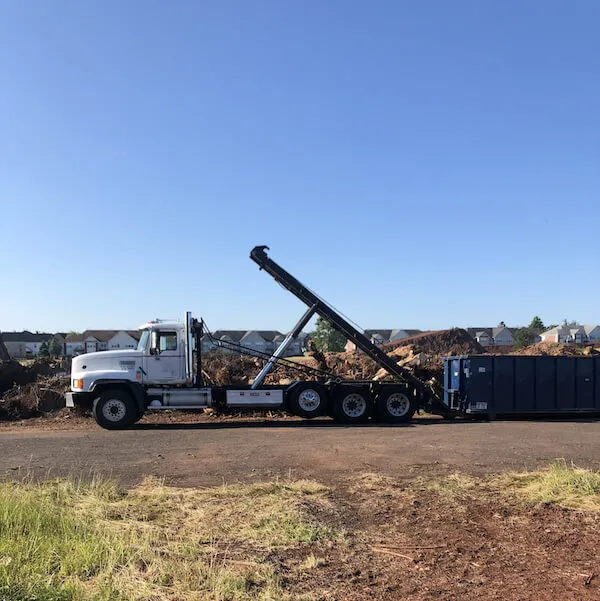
2;416;600;486
281;471;600;601
3;417;600;600
3;421;600;601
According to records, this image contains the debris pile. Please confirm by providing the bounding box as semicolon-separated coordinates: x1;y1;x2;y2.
201;351;322;386
0;359;68;420
372;329;484;386
0;359;56;396
0;376;70;420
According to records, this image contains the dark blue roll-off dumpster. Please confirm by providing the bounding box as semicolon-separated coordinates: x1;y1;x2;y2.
443;355;600;417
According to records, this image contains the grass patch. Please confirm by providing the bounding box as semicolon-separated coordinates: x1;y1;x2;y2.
0;476;335;601
499;459;600;510
412;473;478;505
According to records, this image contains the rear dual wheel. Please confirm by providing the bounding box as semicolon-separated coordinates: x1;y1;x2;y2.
377;387;416;423
333;386;372;423
287;383;329;419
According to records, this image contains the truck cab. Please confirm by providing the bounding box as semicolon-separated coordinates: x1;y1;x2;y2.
138;321;188;385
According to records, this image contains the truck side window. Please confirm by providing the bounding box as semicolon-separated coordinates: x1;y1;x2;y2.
158;332;178;352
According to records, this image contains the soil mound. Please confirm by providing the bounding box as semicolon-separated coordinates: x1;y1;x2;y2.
510;342;592;356
387;328;484;357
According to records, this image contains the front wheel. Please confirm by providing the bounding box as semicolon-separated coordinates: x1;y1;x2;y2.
377;387;416;423
92;389;138;430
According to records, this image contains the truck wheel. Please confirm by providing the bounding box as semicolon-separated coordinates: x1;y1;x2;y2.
333;387;372;423
377;388;416;423
287;383;328;419
92;389;138;430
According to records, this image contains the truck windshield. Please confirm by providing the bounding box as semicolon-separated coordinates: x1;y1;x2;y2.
137;329;150;351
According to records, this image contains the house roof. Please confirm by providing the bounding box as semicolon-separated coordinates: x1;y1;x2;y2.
467;328;492;337
540;326;562;336
364;329;422;339
1;331;56;342
66;330;140;343
242;330;283;342
583;325;600;335
365;329;392;339
210;330;247;343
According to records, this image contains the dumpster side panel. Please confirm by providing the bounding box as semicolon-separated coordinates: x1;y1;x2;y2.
576;358;595;409
535;357;556;411
515;357;536;412
557;358;576;410
493;357;514;413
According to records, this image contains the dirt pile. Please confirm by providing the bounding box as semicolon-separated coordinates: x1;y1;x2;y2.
510;342;599;356
387;328;484;357
0;375;70;420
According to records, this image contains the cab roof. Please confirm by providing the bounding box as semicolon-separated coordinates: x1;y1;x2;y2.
138;320;184;331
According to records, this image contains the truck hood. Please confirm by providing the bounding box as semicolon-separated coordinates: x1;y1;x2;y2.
71;350;143;392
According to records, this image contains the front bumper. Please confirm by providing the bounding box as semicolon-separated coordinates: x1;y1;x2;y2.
65;391;94;410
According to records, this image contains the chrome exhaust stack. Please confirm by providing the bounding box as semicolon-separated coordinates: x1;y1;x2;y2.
185;311;194;384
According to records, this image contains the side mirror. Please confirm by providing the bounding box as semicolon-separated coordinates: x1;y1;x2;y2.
150;331;159;355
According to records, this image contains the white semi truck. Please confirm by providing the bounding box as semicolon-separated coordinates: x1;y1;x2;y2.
66;246;450;429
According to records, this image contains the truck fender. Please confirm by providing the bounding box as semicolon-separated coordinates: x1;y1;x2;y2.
89;380;146;414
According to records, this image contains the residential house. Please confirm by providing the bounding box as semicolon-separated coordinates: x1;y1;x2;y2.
583;325;600;343
467;329;493;346
1;331;64;358
539;325;600;344
467;327;523;346
345;329;422;353
201;330;308;357
65;330;140;356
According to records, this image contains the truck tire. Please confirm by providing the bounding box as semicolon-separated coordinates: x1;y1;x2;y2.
287;383;328;419
333;386;372;423
377;387;416;423
92;389;138;430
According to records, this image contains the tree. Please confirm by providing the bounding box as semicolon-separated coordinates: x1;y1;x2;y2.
513;328;536;349
310;317;347;352
528;316;545;330
497;321;506;328
38;341;50;357
48;338;62;357
562;318;580;328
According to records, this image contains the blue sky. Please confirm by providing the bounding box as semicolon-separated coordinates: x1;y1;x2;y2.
1;1;598;334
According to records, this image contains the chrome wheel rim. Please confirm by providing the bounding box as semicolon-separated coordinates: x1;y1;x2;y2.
102;399;127;422
342;393;367;418
386;393;410;417
298;389;321;412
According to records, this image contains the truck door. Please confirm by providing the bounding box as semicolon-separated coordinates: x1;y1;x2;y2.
143;330;184;384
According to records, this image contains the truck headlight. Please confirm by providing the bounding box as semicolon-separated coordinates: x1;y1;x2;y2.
73;379;84;389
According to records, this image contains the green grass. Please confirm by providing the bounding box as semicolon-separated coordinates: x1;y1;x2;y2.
499;459;600;510
0;477;335;601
